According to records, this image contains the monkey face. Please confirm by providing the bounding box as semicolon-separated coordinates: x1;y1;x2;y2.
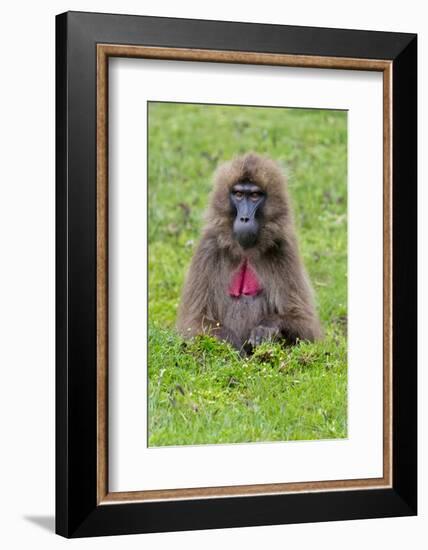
230;181;266;249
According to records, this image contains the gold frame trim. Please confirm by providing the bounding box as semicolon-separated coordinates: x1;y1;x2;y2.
96;44;393;505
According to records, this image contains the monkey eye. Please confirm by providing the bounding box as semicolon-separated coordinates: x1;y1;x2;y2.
233;191;244;199
250;192;263;201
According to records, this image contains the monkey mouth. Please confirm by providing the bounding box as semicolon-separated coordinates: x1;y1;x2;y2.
233;228;259;249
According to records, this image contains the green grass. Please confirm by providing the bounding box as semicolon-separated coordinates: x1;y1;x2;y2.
148;102;347;446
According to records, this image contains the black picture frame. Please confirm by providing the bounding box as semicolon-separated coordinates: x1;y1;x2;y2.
56;10;417;538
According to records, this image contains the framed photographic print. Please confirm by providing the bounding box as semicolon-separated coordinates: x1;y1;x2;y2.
56;11;417;538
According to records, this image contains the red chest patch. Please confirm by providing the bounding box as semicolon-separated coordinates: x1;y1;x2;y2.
228;259;262;297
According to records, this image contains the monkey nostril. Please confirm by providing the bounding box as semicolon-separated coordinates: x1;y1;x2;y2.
240;217;249;223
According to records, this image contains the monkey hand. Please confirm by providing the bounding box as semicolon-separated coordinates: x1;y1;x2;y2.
248;323;280;348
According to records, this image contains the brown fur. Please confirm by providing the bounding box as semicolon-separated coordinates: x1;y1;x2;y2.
176;153;322;351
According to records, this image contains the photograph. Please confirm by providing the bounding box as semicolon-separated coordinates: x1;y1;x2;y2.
52;9;417;538
147;101;348;447
0;0;422;544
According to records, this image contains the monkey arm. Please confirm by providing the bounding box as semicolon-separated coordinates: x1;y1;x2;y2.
177;240;246;352
176;237;227;339
250;309;322;346
256;250;322;345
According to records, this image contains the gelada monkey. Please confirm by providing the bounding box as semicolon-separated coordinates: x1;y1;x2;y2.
177;153;321;353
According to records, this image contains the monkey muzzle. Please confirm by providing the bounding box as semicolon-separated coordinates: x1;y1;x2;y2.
233;218;259;249
230;181;265;249
232;203;260;249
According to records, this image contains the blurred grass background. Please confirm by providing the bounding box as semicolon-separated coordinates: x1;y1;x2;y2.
148;102;347;446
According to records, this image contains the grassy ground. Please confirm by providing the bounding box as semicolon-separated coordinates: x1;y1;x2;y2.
148;102;347;446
